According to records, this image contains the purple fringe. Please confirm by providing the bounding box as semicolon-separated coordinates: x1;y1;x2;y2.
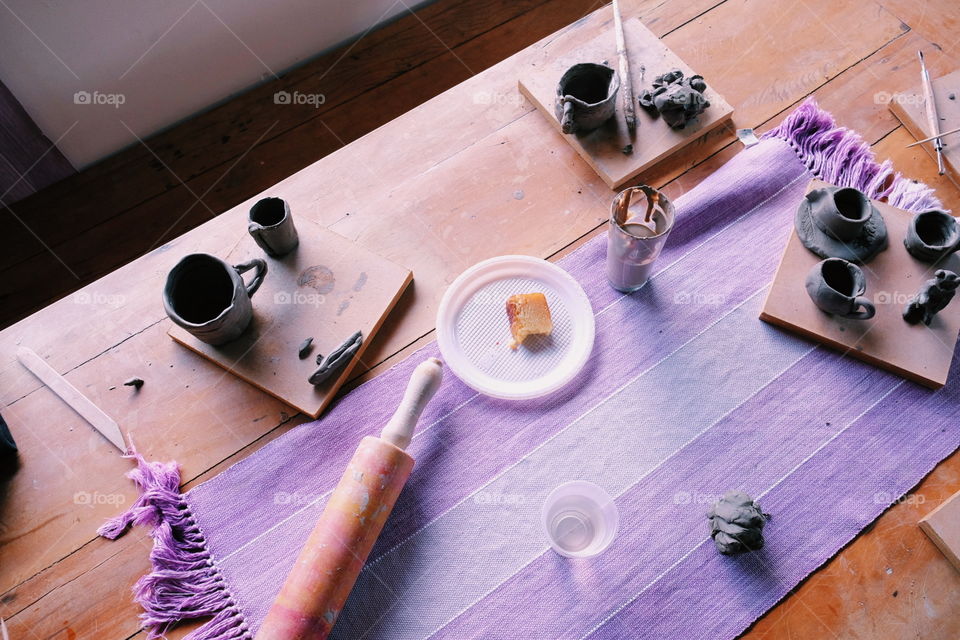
99;447;248;640
763;97;945;213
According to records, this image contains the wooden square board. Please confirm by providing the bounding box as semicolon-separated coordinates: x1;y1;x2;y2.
759;180;960;389
889;69;960;189
517;17;733;190
920;489;960;574
169;217;412;417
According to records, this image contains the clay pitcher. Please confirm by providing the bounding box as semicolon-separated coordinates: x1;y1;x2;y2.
554;63;620;134
248;197;299;257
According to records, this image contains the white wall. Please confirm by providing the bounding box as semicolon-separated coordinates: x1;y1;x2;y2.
0;0;428;168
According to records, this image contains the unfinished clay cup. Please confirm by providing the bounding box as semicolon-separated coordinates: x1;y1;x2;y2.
795;186;887;263
249;197;299;257
904;209;960;263
554;63;620;134
804;258;875;320
163;253;268;345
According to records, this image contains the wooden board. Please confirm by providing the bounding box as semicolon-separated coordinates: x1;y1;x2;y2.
921;489;960;573
889;68;960;189
169;217;411;417
760;179;960;389
517;17;733;189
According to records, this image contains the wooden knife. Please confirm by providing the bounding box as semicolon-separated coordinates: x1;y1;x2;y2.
17;346;126;452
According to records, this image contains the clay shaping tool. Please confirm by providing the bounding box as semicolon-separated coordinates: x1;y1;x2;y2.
17;346;126;452
906;124;960;148
255;358;444;640
612;0;636;134
918;50;945;175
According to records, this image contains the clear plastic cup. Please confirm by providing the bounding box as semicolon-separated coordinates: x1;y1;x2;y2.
541;481;619;558
606;184;676;292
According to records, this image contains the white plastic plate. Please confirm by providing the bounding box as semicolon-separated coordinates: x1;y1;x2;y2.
436;255;595;399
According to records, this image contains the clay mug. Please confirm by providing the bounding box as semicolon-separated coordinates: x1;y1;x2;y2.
804;258;875;319
248;197;299;257
554;63;621;134
163;253;268;345
904;209;960;263
810;187;872;241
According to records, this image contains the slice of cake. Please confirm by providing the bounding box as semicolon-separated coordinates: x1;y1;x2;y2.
506;293;553;349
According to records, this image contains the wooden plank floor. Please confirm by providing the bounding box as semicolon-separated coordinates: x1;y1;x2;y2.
2;1;960;639
0;0;607;328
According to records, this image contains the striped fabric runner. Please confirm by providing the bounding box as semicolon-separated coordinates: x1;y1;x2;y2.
105;101;958;640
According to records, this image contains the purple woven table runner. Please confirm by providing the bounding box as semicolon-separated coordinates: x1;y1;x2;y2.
105;100;958;640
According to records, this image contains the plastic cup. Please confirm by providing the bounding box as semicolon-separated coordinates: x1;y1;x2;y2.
606;185;676;292
541;481;619;558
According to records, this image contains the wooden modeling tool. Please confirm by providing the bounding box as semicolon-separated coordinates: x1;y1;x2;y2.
918;51;945;175
255;358;444;640
906;124;960;148
612;0;636;134
17;346;126;452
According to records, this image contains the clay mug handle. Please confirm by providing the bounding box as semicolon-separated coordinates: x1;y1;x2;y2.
560;100;576;134
234;258;268;298
848;296;875;320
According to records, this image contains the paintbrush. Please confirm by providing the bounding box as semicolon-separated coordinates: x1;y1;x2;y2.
917;50;945;175
612;0;636;134
255;358;444;640
906;124;960;148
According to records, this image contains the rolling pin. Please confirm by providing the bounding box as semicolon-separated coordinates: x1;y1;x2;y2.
255;358;444;640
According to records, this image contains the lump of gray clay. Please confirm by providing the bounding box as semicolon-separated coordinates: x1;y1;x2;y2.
638;69;709;129
904;269;960;325
298;337;314;360
708;490;769;555
309;330;363;386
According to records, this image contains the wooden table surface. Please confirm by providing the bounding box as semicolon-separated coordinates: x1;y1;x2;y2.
3;1;960;638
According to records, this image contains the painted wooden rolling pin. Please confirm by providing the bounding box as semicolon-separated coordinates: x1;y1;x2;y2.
255;358;444;639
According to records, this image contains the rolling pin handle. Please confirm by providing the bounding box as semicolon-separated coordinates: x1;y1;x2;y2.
380;358;443;450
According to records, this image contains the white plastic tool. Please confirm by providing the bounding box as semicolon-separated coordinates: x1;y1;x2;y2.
17;346;126;452
436;255;595;399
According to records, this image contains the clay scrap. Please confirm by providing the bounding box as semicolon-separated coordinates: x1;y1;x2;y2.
309;330;363;386
638;69;709;129
708;490;769;555
298;337;314;360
